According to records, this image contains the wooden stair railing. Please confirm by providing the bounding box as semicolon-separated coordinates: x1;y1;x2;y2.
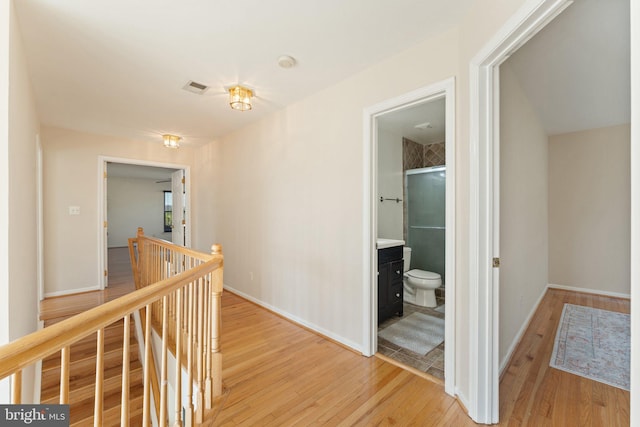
128;227;224;425
0;228;223;427
40;316;144;426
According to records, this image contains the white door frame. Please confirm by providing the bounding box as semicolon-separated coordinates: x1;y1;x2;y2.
98;156;192;289
468;0;572;423
362;77;456;396
36;134;44;301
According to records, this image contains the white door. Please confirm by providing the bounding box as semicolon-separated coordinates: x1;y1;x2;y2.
171;170;185;246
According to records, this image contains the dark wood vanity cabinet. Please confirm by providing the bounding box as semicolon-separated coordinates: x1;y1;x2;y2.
378;246;403;324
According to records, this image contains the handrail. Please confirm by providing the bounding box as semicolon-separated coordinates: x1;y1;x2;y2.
0;227;224;426
0;260;219;379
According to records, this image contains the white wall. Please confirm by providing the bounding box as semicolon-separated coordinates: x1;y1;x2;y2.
549;124;631;295
0;0;11;401
41;127;196;296
107;177;171;247
377;128;403;240
2;0;41;402
192;0;539;407
195;27;461;351
498;63;549;367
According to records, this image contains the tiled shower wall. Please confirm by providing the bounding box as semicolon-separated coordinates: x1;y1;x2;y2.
402;138;445;240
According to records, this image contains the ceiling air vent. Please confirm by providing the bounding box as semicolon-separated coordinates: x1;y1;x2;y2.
182;80;210;95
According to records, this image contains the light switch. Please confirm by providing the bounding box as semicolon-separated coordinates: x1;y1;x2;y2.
69;206;80;215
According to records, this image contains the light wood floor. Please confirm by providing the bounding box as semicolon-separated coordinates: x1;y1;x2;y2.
40;254;630;425
40;247;135;323
499;288;629;426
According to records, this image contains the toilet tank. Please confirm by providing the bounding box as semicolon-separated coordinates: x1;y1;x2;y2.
402;247;411;272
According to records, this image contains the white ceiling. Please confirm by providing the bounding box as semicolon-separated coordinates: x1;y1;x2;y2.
379;0;632;145
505;0;630;136
107;163;177;180
14;0;473;146
377;97;446;145
14;0;630;145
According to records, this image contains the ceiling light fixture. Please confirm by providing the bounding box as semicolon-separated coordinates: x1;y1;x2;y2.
277;55;297;69
414;122;433;130
162;134;181;149
228;85;253;111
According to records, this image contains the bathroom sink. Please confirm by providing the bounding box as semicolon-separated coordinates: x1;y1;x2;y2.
376;238;405;249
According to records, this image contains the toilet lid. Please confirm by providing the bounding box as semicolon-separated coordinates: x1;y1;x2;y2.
406;269;441;280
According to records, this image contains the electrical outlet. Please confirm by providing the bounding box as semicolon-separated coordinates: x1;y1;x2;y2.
68;206;80;215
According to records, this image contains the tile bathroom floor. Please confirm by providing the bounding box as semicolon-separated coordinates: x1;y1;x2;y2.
377;298;445;380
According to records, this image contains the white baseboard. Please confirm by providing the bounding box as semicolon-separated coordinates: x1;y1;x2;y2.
44;285;101;298
455;388;470;415
548;283;631;299
499;286;548;375
224;285;363;354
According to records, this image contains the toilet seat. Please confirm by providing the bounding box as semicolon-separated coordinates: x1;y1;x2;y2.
405;269;440;281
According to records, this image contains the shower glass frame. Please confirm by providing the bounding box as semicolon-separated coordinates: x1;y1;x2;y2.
404;165;446;284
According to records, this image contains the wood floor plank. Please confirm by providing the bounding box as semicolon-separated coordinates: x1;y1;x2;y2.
499;289;630;427
208;288;629;426
40;253;629;426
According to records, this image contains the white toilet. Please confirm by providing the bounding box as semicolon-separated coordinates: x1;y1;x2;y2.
402;246;442;308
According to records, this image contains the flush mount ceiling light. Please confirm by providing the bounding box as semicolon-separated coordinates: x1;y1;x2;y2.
414;122;433;130
227;85;253;111
162;134;181;149
277;55;297;69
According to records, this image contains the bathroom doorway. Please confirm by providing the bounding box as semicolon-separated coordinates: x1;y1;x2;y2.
363;78;455;395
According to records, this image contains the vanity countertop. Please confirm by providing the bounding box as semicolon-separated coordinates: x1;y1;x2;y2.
376;238;405;250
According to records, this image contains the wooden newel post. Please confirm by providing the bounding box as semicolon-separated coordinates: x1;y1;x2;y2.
210;244;223;403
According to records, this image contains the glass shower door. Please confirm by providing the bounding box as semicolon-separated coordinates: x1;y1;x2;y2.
406;166;446;283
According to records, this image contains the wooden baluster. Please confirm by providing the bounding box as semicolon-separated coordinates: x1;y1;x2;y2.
128;238;140;289
211;244;223;399
168;286;174;349
94;328;104;427
131;227;144;289
138;306;161;423
160;295;169;427
204;275;212;408
121;315;130;427
185;282;194;427
174;287;183;427
143;305;152;427
60;346;70;404
196;277;204;423
11;370;21;404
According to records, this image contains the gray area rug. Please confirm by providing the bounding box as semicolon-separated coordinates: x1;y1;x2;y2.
550;303;630;390
379;312;444;355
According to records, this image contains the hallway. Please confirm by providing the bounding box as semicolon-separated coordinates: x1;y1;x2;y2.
38;255;629;425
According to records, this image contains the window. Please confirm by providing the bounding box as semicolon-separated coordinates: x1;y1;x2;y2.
164;191;172;232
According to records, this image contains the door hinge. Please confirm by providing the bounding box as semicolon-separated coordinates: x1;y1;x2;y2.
104;221;108;228
181;177;185;184
493;257;500;268
182;219;186;225
104;171;107;179
104;269;108;277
